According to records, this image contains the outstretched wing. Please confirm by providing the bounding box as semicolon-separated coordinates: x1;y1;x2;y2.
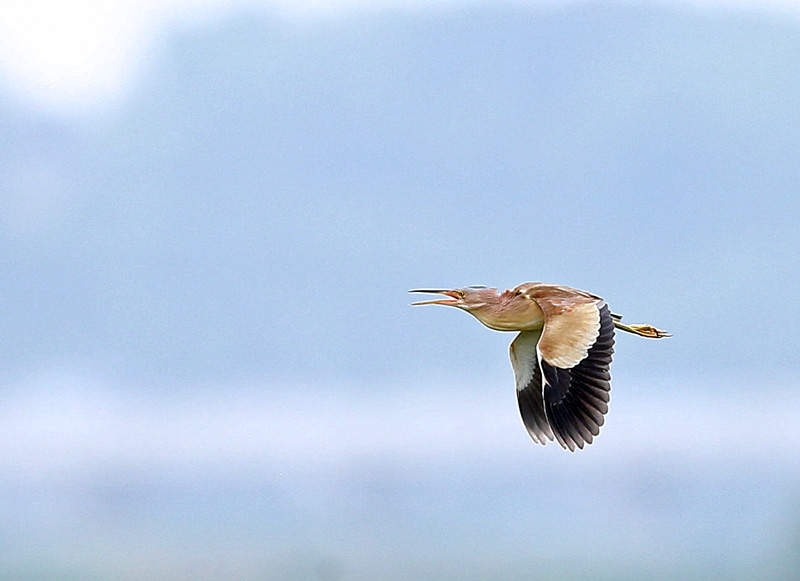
510;329;554;445
510;287;615;451
540;303;614;451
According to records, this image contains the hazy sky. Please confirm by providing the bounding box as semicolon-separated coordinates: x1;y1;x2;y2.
3;0;799;388
3;0;800;114
2;3;800;578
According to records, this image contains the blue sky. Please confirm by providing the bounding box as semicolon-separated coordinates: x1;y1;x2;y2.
2;1;800;578
3;0;800;115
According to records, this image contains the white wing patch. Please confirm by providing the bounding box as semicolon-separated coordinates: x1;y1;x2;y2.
509;329;543;392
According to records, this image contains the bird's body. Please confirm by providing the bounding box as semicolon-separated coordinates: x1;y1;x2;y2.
411;282;669;452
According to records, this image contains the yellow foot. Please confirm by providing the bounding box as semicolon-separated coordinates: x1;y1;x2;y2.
615;322;671;338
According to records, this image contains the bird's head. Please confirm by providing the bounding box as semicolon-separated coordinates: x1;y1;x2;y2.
410;286;497;310
410;286;544;331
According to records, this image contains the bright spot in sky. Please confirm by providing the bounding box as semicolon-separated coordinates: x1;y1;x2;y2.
0;0;237;116
0;0;798;117
0;0;146;114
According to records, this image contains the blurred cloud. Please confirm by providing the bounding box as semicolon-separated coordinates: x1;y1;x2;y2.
2;0;800;116
3;375;800;479
0;0;234;116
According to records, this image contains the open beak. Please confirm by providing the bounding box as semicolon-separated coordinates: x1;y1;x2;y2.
409;289;462;306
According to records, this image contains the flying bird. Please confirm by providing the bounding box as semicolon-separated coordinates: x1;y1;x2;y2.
410;283;669;451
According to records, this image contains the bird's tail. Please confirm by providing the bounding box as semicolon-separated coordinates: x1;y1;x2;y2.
611;313;671;338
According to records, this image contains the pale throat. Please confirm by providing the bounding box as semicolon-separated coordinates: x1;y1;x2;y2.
468;300;545;332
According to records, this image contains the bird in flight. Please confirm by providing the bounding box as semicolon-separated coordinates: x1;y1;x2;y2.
410;283;669;451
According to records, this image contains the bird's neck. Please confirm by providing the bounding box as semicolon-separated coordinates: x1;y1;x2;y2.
468;301;545;332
